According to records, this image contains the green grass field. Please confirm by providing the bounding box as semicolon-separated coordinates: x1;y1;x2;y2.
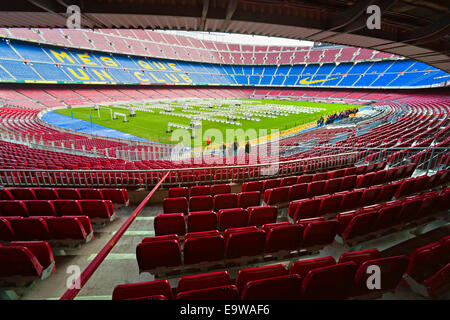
55;99;361;146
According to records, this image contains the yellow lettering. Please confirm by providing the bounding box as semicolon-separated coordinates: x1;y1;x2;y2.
77;53;97;65
100;57;118;67
149;72;165;83
50;50;74;64
167;63;181;71
179;74;193;83
152;62;166;70
138;60;153;70
134;72;149;82
165;74;179;82
92;69;113;81
67;68;90;80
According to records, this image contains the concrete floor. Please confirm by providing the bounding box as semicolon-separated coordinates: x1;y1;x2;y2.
4;192;448;300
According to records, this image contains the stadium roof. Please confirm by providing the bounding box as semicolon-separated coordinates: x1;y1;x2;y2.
0;0;449;72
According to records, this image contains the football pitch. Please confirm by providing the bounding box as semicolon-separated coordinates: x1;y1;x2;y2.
55;99;361;145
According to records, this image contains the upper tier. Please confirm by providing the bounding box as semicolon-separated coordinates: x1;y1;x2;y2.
0;37;448;88
0;28;400;66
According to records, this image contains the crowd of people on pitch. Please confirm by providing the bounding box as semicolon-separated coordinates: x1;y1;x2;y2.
317;108;359;126
205;136;252;163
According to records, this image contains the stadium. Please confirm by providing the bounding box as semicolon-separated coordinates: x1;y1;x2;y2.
0;0;448;307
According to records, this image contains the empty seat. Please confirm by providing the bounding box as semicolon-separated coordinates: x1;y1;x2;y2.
338;249;381;266
177;271;231;293
211;184;231;196
312;172;328;182
264;224;303;253
352;255;409;297
101;189;128;205
356;172;375;188
317;194;343;216
0;189;13;200
25;200;57;216
112;279;173;300
46;217;88;241
302;220;338;247
340;175;357;191
218;208;248;231
262;179;281;191
328;169;346;179
9;217;51;241
307;181;325;197
340;190;363;211
341;211;377;241
56;189;81;200
297;174;313;184
395;178;416;198
281;176;298;187
247;206;277;227
375;202;402;230
0;246;43;285
189;195;213;212
52;200;82;216
213;193;238;211
406;241;442;282
168;187;189;198
238;191;260;209
79;200;113;220
241;181;262;192
190;185;210;197
0;218;14;241
224;227;265;260
163;197;188;215
154;213;186;236
264;187;289;205
323;178;341;195
187;211;217;233
360;187;381;207
289;256;336;278
0;201;29;217
8;241;55;275
137;235;181;271
372;170;387;185
289;198;321;221
301;262;357;300
241;274;302;300
32;188;58;200
376;181;401;202
79;189;103;200
176;285;239;300
236;264;288;293
183;232;225;265
288;183;308;201
424;263;450;298
9;188;36;200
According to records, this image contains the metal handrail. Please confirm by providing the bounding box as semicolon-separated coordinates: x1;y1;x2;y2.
59;171;170;300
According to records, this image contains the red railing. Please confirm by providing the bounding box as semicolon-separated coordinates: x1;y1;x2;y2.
60;171;170;300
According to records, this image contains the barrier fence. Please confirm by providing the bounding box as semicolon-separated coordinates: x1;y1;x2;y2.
0;146;447;189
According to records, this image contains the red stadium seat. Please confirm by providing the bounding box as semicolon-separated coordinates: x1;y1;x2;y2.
218;208;248;231
176;285;239;300
247;206;277;227
187;211;217;233
163;197;188;215
241;274;302;300
189;195;213;212
289;256;336;277
237;191;261;209
168;187;189;198
213;193;238;211
236;264;288;293
183;231;224;265
112;279;174;300
210;184;231;196
224;227;265;260
190;185;210;197
176;271;231;293
154;213;186;236
137;235;181;271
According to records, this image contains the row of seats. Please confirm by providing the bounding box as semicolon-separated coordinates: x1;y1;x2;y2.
114;248;409;300
0;187;129;205
337;189;449;244
264;164;416;206
404;235;450;298
0;215;94;246
288;170;447;221
155;206;278;236
137;218;338;272
242;162;386;193
0;241;55;286
0;199;115;222
168;184;231;198
163;191;261;214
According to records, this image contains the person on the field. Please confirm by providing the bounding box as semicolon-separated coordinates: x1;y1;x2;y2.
206;136;211;148
233;138;239;160
245;139;251;163
221;142;227;157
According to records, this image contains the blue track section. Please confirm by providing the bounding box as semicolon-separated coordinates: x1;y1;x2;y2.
42;111;153;143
